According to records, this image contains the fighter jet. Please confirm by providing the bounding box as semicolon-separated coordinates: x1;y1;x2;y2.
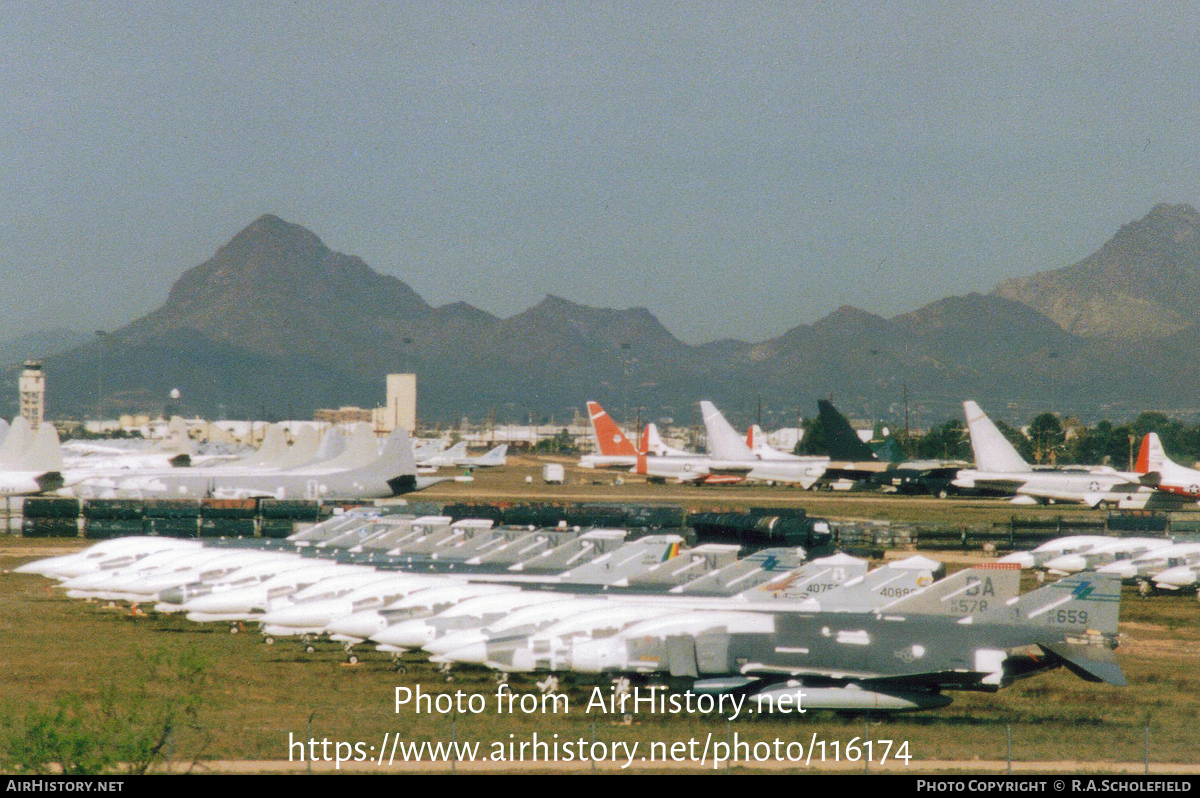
998;535;1121;570
567;569;1122;712
1096;542;1200;595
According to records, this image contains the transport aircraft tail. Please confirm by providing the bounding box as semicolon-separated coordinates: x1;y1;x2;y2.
817;400;877;461
962;401;1031;473
700;401;754;460
586;401;638;457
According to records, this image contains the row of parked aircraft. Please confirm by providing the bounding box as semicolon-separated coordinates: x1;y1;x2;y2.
581;399;1200;509
15;508;1126;712
998;534;1200;596
0;417;494;501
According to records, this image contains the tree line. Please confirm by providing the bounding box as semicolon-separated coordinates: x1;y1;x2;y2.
799;411;1200;469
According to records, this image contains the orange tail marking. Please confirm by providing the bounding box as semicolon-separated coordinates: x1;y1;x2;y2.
638;425;650;454
587;401;638;457
1135;434;1151;474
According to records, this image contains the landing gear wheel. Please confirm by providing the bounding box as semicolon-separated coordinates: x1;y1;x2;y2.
229;624;239;635
937;489;949;499
1138;580;1152;598
347;654;359;665
305;645;316;654
264;636;275;646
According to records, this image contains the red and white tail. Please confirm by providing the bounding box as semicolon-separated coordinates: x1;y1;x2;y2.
637;425;651;455
586;401;638;457
1136;432;1169;474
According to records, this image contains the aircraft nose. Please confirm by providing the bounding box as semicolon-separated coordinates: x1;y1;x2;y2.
260;599;337;628
1045;555;1086;574
372;620;433;649
1096;562;1134;578
436;641;488;665
327;611;387;640
997;552;1034;569
1153;567;1196;589
425;631;484;657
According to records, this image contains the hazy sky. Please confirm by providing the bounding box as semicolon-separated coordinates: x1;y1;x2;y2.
3;2;1199;344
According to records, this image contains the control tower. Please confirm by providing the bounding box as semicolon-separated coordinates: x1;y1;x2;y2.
18;360;45;429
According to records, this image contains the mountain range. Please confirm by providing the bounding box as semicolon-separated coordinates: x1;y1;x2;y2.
7;203;1200;427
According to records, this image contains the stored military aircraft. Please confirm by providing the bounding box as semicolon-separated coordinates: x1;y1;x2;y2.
564;569;1121;713
952;401;1153;506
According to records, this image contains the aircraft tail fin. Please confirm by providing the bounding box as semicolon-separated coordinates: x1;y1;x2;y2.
23;423;63;472
645;423;669;455
994;571;1122;636
475;444;508;465
1136;432;1170;474
443;441;469;459
370;428;420;494
817;401;877;461
586;401;638;457
963;401;1031;473
877;563;1021;617
700;401;754;460
0;416;32;467
637;425;651;455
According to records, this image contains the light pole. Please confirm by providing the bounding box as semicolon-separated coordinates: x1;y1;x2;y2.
95;330;107;426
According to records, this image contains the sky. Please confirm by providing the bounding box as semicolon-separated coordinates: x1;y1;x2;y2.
3;1;1199;345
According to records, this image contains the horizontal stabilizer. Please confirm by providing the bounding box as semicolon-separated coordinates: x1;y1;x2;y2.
1039;641;1127;686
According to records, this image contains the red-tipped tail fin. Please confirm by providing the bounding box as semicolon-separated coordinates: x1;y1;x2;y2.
638;425;650;455
1135;434;1151;474
586;401;638;457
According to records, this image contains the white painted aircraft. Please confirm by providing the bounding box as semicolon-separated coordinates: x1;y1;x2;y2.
1132;432;1200;506
633;402;826;488
951;401;1152;506
0;420;65;495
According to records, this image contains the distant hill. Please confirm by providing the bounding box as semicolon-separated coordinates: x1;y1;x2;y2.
14;206;1200;427
995;204;1200;340
0;328;88;368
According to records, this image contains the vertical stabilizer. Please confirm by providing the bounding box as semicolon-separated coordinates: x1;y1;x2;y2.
1135;433;1170;474
0;416;32;467
963;401;1031;473
700;401;754;460
22;423;63;472
816;401;878;461
586;401;638;457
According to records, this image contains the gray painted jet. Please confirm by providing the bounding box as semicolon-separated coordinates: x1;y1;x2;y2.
566;570;1122;712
